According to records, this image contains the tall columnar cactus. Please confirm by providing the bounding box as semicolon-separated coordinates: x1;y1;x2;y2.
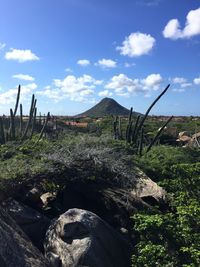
30;107;37;139
20;104;23;134
9;109;15;140
138;126;144;156
126;107;133;143
22;94;36;140
132;115;140;144
37;112;50;142
0;117;5;144
133;84;170;144
13;85;21;116
113;116;118;140
146;116;173;153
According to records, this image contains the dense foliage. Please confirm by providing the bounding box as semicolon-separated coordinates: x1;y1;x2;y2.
132;146;200;267
0;121;200;266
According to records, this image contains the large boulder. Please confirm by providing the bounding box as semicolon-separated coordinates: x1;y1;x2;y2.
0;208;48;267
58;180;151;237
1;198;50;251
44;208;132;267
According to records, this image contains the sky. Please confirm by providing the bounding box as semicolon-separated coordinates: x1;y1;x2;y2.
0;0;200;116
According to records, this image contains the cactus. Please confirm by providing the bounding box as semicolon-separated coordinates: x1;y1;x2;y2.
30;107;37;139
20;104;23;134
113;116;118;139
13;85;21;116
138;126;144;156
132;115;140;144
0;117;5;144
133;84;170;144
37;112;50;142
126;107;133;143
22;94;35;140
9;109;15;140
146;116;173;153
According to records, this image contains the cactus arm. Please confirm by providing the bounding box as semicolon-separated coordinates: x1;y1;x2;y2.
20;104;23;134
146;115;173;153
37;112;50;142
133;84;170;144
9;109;15;140
126;107;133;143
30;107;37;139
131;115;140;143
138;126;144;156
0;117;5;144
13;85;21;116
21;94;35;140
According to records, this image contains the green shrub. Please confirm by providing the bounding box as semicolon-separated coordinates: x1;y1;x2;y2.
132;147;200;267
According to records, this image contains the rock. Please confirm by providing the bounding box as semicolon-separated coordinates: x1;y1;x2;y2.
44;208;132;267
1;198;50;251
40;192;56;208
0;208;48;267
59;180;150;237
131;171;166;203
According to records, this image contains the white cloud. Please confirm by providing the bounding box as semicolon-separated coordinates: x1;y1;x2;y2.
95;58;117;68
194;76;200;85
36;88;63;102
117;32;156;57
142;73;163;90
163;19;182;40
172;77;192;88
181;83;192;88
77;59;90;66
163;7;200;39
12;74;35;81
0;43;6;50
5;48;40;62
38;74;102;103
105;74;141;96
0;83;37;105
65;68;73;72
172;77;187;84
105;73;163;97
172;88;185;93
124;62;136;68
98;90;113;97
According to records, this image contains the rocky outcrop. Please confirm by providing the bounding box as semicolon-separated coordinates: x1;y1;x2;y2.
57;179;155;237
1;198;50;251
0;208;48;267
44;208;132;267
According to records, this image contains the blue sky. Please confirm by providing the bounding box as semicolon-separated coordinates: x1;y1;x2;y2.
0;0;200;115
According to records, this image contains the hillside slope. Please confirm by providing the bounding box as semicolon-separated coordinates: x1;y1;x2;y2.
77;97;140;117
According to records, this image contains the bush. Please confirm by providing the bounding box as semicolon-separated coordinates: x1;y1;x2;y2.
132;147;200;266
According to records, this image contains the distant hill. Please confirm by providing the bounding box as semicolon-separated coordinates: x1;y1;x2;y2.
76;97;141;117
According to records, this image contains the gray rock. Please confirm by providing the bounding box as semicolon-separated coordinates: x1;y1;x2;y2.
1;198;50;251
0;208;49;267
40;192;56;208
60;180;149;236
44;208;132;267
